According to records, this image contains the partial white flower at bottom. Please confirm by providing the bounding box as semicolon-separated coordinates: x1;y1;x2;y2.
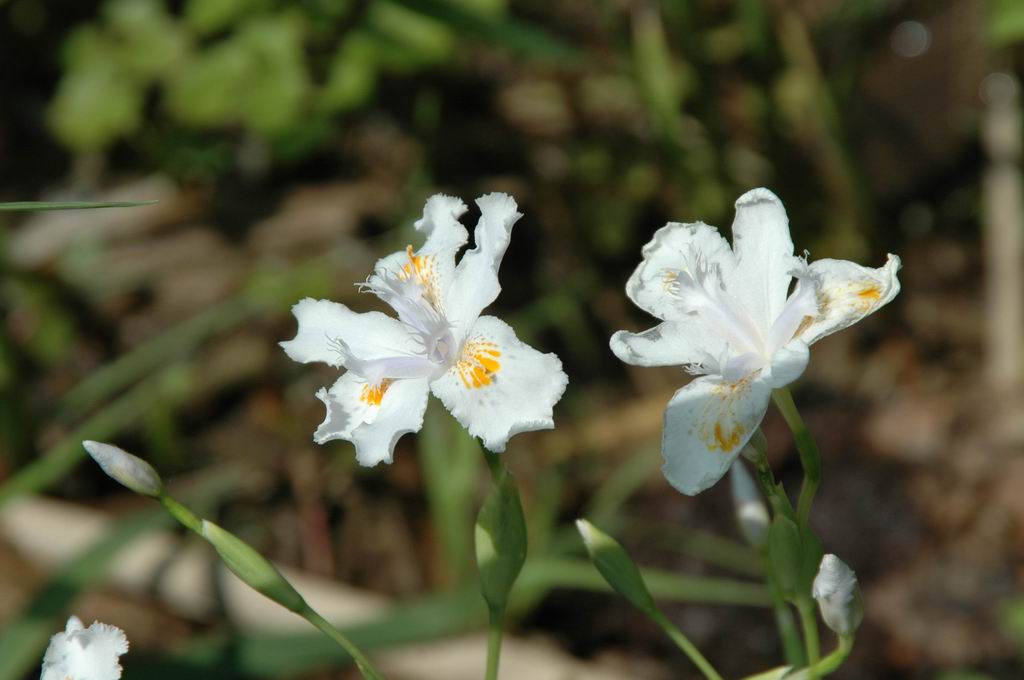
281;193;568;464
611;188;901;495
40;616;129;680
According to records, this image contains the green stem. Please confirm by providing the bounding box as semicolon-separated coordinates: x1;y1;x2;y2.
303;606;386;680
485;607;505;680
811;634;854;676
771;389;820;528
766;567;805;665
797;600;821;680
747;433;795;520
647;608;724;680
159;493;203;533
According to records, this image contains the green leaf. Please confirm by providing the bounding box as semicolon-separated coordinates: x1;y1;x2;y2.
990;0;1024;47
385;0;579;62
0;200;157;211
104;0;190;80
47;64;144;151
234;14;310;133
166;39;252;127
475;457;527;614
367;2;456;69
319;33;378;113
185;0;264;35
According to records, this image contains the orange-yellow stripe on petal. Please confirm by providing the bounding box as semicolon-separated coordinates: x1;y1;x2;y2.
453;340;502;389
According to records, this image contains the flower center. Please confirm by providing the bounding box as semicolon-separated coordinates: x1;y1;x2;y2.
362;246;457;367
668;248;820;379
665;248;766;376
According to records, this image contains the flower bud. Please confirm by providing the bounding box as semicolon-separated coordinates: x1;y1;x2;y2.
729;462;769;548
812;554;864;636
475;464;527;615
576;519;655;613
201;520;306;613
83;440;164;497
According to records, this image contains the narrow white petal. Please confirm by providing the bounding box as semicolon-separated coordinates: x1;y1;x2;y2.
763;339;809;388
661;374;772;495
610;319;724;368
414;194;469;254
799;254;902;345
430;315;567;452
314;374;430;466
445;193;523;339
280;298;419;367
727;188;798;333
625;221;736;322
367;194;469;323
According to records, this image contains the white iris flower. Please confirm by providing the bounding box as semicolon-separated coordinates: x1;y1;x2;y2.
282;193;568;464
40;616;128;680
612;188;901;495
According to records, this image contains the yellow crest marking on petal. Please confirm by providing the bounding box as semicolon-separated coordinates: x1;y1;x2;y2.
400;245;442;310
455;340;501;389
855;284;882;311
713;421;745;452
699;379;750;454
359;379;393;406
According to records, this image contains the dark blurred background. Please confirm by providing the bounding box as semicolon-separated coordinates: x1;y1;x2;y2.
1;0;1023;678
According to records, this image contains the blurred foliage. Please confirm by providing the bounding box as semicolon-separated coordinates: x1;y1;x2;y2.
2;0;1023;677
45;0;569;160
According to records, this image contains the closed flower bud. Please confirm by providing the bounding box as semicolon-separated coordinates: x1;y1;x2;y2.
576;519;655;613
201;520;307;614
83;440;164;497
729;462;769;548
812;554;864;635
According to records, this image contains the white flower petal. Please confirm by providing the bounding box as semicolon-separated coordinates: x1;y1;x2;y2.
610;319;723;368
41;617;128;680
414;193;470;254
315;374;430;466
625;221;736;322
763;338;809;388
445;193;523;338
430;315;567;452
368;194;469;321
727;188;798;332
280;298;420;368
661;374;772;495
798;254;902;345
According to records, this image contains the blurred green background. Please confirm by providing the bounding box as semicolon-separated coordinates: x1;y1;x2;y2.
2;0;1024;678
